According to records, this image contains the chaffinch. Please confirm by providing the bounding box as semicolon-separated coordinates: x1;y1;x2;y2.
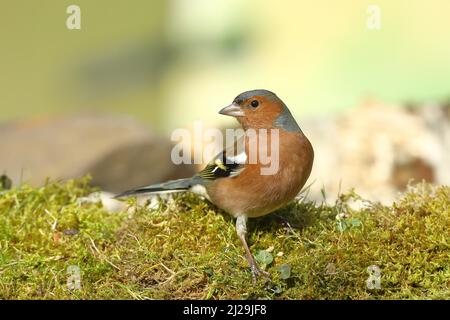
116;89;314;280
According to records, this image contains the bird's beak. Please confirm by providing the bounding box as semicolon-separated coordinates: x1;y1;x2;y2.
219;103;245;117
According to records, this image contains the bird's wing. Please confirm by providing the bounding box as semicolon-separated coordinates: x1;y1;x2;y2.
197;136;247;180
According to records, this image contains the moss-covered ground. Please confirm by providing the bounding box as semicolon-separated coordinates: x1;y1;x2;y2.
0;178;448;299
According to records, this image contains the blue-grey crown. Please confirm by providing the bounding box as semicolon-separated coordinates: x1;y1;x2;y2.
233;89;277;104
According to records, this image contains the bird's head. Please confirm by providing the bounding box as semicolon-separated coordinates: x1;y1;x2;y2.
219;89;301;131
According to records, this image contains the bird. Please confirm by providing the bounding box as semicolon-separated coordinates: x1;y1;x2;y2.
115;89;314;280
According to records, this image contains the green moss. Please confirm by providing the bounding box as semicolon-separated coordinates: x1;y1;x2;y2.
0;179;448;299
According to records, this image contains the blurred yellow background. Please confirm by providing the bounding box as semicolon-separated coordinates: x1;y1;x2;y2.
2;0;450;132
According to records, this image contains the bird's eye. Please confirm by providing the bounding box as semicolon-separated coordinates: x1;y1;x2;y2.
250;100;259;108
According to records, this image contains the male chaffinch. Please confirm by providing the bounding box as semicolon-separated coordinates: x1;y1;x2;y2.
116;89;314;280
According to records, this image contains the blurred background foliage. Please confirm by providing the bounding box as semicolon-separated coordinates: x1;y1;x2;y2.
2;0;450;133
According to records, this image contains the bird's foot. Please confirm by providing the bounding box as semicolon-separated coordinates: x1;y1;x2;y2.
250;263;271;283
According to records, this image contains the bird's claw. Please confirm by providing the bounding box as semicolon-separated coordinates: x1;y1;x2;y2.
250;264;271;283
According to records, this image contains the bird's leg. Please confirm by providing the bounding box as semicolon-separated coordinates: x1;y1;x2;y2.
236;215;270;281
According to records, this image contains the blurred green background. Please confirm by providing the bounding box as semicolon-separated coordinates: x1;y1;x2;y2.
1;0;450;133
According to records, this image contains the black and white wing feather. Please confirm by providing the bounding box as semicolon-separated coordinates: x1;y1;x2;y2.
197;138;247;181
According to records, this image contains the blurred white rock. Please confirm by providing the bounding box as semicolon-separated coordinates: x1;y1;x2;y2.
301;99;449;204
77;191;127;213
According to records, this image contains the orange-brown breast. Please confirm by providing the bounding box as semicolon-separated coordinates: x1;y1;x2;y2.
206;130;314;218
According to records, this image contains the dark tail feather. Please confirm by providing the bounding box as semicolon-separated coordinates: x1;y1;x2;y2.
114;177;201;199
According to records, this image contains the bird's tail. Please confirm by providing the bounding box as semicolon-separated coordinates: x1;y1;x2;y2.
114;177;202;199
